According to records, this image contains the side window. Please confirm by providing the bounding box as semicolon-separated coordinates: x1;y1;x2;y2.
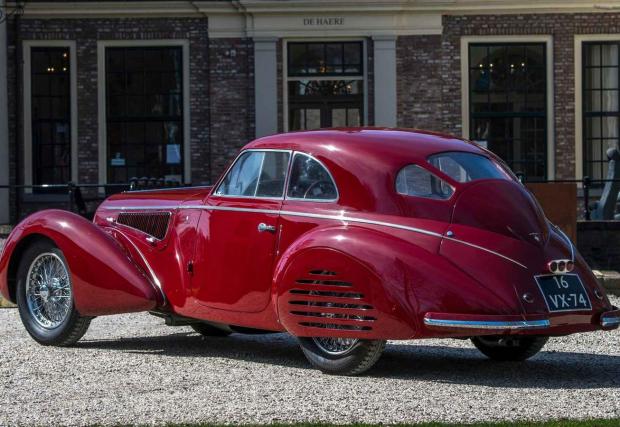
395;164;454;200
216;151;290;197
427;152;510;183
287;153;338;201
256;151;291;197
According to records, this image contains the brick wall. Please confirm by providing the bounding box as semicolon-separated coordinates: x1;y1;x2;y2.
396;35;443;131
7;17;210;219
208;38;254;182
366;37;375;126
6;17;18;223
8;12;620;222
441;13;620;179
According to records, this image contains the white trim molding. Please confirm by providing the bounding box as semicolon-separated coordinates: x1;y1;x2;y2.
22;40;78;192
460;35;555;180
574;34;620;180
373;35;397;127
8;1;620;40
254;37;278;137
97;39;191;188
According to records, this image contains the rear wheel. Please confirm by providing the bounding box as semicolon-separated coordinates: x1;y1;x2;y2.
16;240;91;346
298;337;386;375
191;323;231;337
471;335;549;361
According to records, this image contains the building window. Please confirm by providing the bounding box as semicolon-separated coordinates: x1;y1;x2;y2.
106;47;183;184
31;47;71;187
583;42;620;183
287;42;364;131
468;43;547;180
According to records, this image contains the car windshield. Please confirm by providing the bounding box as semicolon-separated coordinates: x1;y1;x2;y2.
427;152;512;183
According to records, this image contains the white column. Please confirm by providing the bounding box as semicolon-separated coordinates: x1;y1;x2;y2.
373;36;397;127
0;1;10;224
254;37;278;138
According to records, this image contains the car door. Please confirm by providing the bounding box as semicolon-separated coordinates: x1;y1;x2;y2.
192;149;291;313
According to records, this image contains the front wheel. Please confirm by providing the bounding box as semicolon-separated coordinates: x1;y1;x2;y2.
16;240;91;346
298;337;386;375
471;335;549;361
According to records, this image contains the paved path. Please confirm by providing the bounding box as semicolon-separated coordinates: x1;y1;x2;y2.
0;298;618;426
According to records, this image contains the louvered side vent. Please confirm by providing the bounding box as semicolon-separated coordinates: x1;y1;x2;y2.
116;212;171;240
288;270;375;332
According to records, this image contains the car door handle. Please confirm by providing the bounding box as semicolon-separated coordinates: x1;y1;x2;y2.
257;223;276;233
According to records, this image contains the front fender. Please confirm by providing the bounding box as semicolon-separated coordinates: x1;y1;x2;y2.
0;210;160;316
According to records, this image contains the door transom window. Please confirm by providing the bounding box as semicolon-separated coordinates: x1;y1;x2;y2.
287;41;365;131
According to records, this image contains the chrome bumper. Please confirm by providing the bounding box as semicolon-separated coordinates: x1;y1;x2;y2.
601;309;620;328
423;316;550;331
424;308;620;332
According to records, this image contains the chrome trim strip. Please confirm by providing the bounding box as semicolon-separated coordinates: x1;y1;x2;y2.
105;206;177;211
127;185;212;194
279;210;443;237
444;236;528;269
113;229;166;305
555;226;575;262
601;315;620;328
204;205;279;215
103;204;527;268
423;317;550;330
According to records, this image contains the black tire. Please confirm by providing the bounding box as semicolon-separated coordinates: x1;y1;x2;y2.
16;240;91;346
191;323;231;337
298;337;386;375
471;335;549;361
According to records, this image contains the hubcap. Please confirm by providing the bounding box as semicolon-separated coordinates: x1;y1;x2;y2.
25;253;72;329
312;337;359;355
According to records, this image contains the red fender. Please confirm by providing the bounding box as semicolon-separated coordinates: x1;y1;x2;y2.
0;210;161;316
273;224;522;340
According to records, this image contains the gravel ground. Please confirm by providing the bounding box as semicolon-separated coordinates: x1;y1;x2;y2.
0;297;618;426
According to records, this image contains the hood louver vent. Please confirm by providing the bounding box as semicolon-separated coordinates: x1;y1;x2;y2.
117;212;171;240
288;270;376;332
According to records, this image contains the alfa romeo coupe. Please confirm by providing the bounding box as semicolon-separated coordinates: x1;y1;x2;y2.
1;128;618;375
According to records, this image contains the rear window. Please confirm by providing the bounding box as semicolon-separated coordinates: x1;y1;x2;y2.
427;152;511;183
395;165;454;200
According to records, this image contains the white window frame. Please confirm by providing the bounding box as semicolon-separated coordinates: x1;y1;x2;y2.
97;39;191;190
460;35;555;180
23;40;78;192
282;38;368;132
574;34;620;180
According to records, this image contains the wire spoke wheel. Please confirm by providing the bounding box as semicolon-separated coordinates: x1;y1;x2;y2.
25;253;72;329
312;336;359;355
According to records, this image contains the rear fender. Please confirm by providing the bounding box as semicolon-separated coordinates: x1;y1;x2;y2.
273;224;522;340
273;225;420;339
0;210;161;316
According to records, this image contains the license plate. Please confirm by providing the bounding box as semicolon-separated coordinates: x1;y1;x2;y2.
535;274;592;312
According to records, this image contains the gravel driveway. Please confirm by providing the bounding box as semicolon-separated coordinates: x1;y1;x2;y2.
0;297;618;426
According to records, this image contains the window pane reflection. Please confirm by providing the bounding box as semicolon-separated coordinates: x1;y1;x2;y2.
469;43;547;180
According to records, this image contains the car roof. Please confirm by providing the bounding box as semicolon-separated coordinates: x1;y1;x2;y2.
242;128;492;214
245;127;485;163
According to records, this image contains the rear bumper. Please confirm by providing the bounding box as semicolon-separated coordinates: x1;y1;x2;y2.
424;308;620;334
601;309;620;328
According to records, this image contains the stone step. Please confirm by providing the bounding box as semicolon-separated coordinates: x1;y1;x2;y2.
0;297;15;308
0;225;12;237
593;270;620;296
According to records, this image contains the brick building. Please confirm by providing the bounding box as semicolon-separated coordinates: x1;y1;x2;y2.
1;0;620;222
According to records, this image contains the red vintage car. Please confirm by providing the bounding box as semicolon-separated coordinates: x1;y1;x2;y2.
1;128;618;375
